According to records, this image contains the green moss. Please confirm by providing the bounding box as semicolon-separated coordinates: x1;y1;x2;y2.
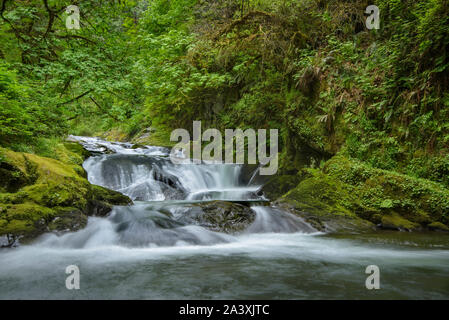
324;155;449;226
0;147;131;242
0;203;56;238
54;143;86;166
260;175;301;201
428;222;449;232
90;185;133;206
280;155;449;232
24;182;89;209
283;169;358;218
131;126;176;148
380;213;420;231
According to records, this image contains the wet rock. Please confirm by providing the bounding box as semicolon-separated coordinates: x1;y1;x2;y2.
238;164;270;186
47;208;88;234
180;201;256;234
152;166;186;192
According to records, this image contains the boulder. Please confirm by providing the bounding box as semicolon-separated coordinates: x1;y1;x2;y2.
178;200;256;234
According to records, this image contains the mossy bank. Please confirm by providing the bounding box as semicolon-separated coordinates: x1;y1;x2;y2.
0;143;132;247
268;155;449;233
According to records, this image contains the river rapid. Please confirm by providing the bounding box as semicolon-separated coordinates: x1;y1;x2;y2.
0;136;448;299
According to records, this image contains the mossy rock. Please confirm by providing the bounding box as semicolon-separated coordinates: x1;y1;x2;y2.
281;169;359;218
427;222;449;232
130;126;176;148
90;185;133;206
324;155;449;228
380;213;420;231
24;182;90;209
0;203;88;244
275;201;375;233
0;161;31;193
87;185;133;217
180;201;256;234
62;142;92;163
0;147;132;245
277;169;374;233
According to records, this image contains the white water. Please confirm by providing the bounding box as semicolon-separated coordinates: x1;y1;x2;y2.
80;136;260;201
0;136;448;299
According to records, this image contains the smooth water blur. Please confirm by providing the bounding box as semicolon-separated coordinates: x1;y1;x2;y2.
1;230;448;299
0;136;448;299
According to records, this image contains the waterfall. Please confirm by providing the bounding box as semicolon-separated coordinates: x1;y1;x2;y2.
79;136;262;201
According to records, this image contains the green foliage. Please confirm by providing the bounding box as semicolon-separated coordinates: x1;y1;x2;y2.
0;63;34;143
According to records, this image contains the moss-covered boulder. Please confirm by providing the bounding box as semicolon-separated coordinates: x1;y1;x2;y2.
88;185;133;217
276;169;375;233
427;222;449;232
0;146;132;246
278;155;449;232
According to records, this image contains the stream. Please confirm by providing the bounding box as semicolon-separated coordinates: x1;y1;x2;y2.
0;136;448;299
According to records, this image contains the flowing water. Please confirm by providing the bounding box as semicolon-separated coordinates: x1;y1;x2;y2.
0;136;448;299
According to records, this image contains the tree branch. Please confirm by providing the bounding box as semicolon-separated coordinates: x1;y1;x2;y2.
57;89;93;106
